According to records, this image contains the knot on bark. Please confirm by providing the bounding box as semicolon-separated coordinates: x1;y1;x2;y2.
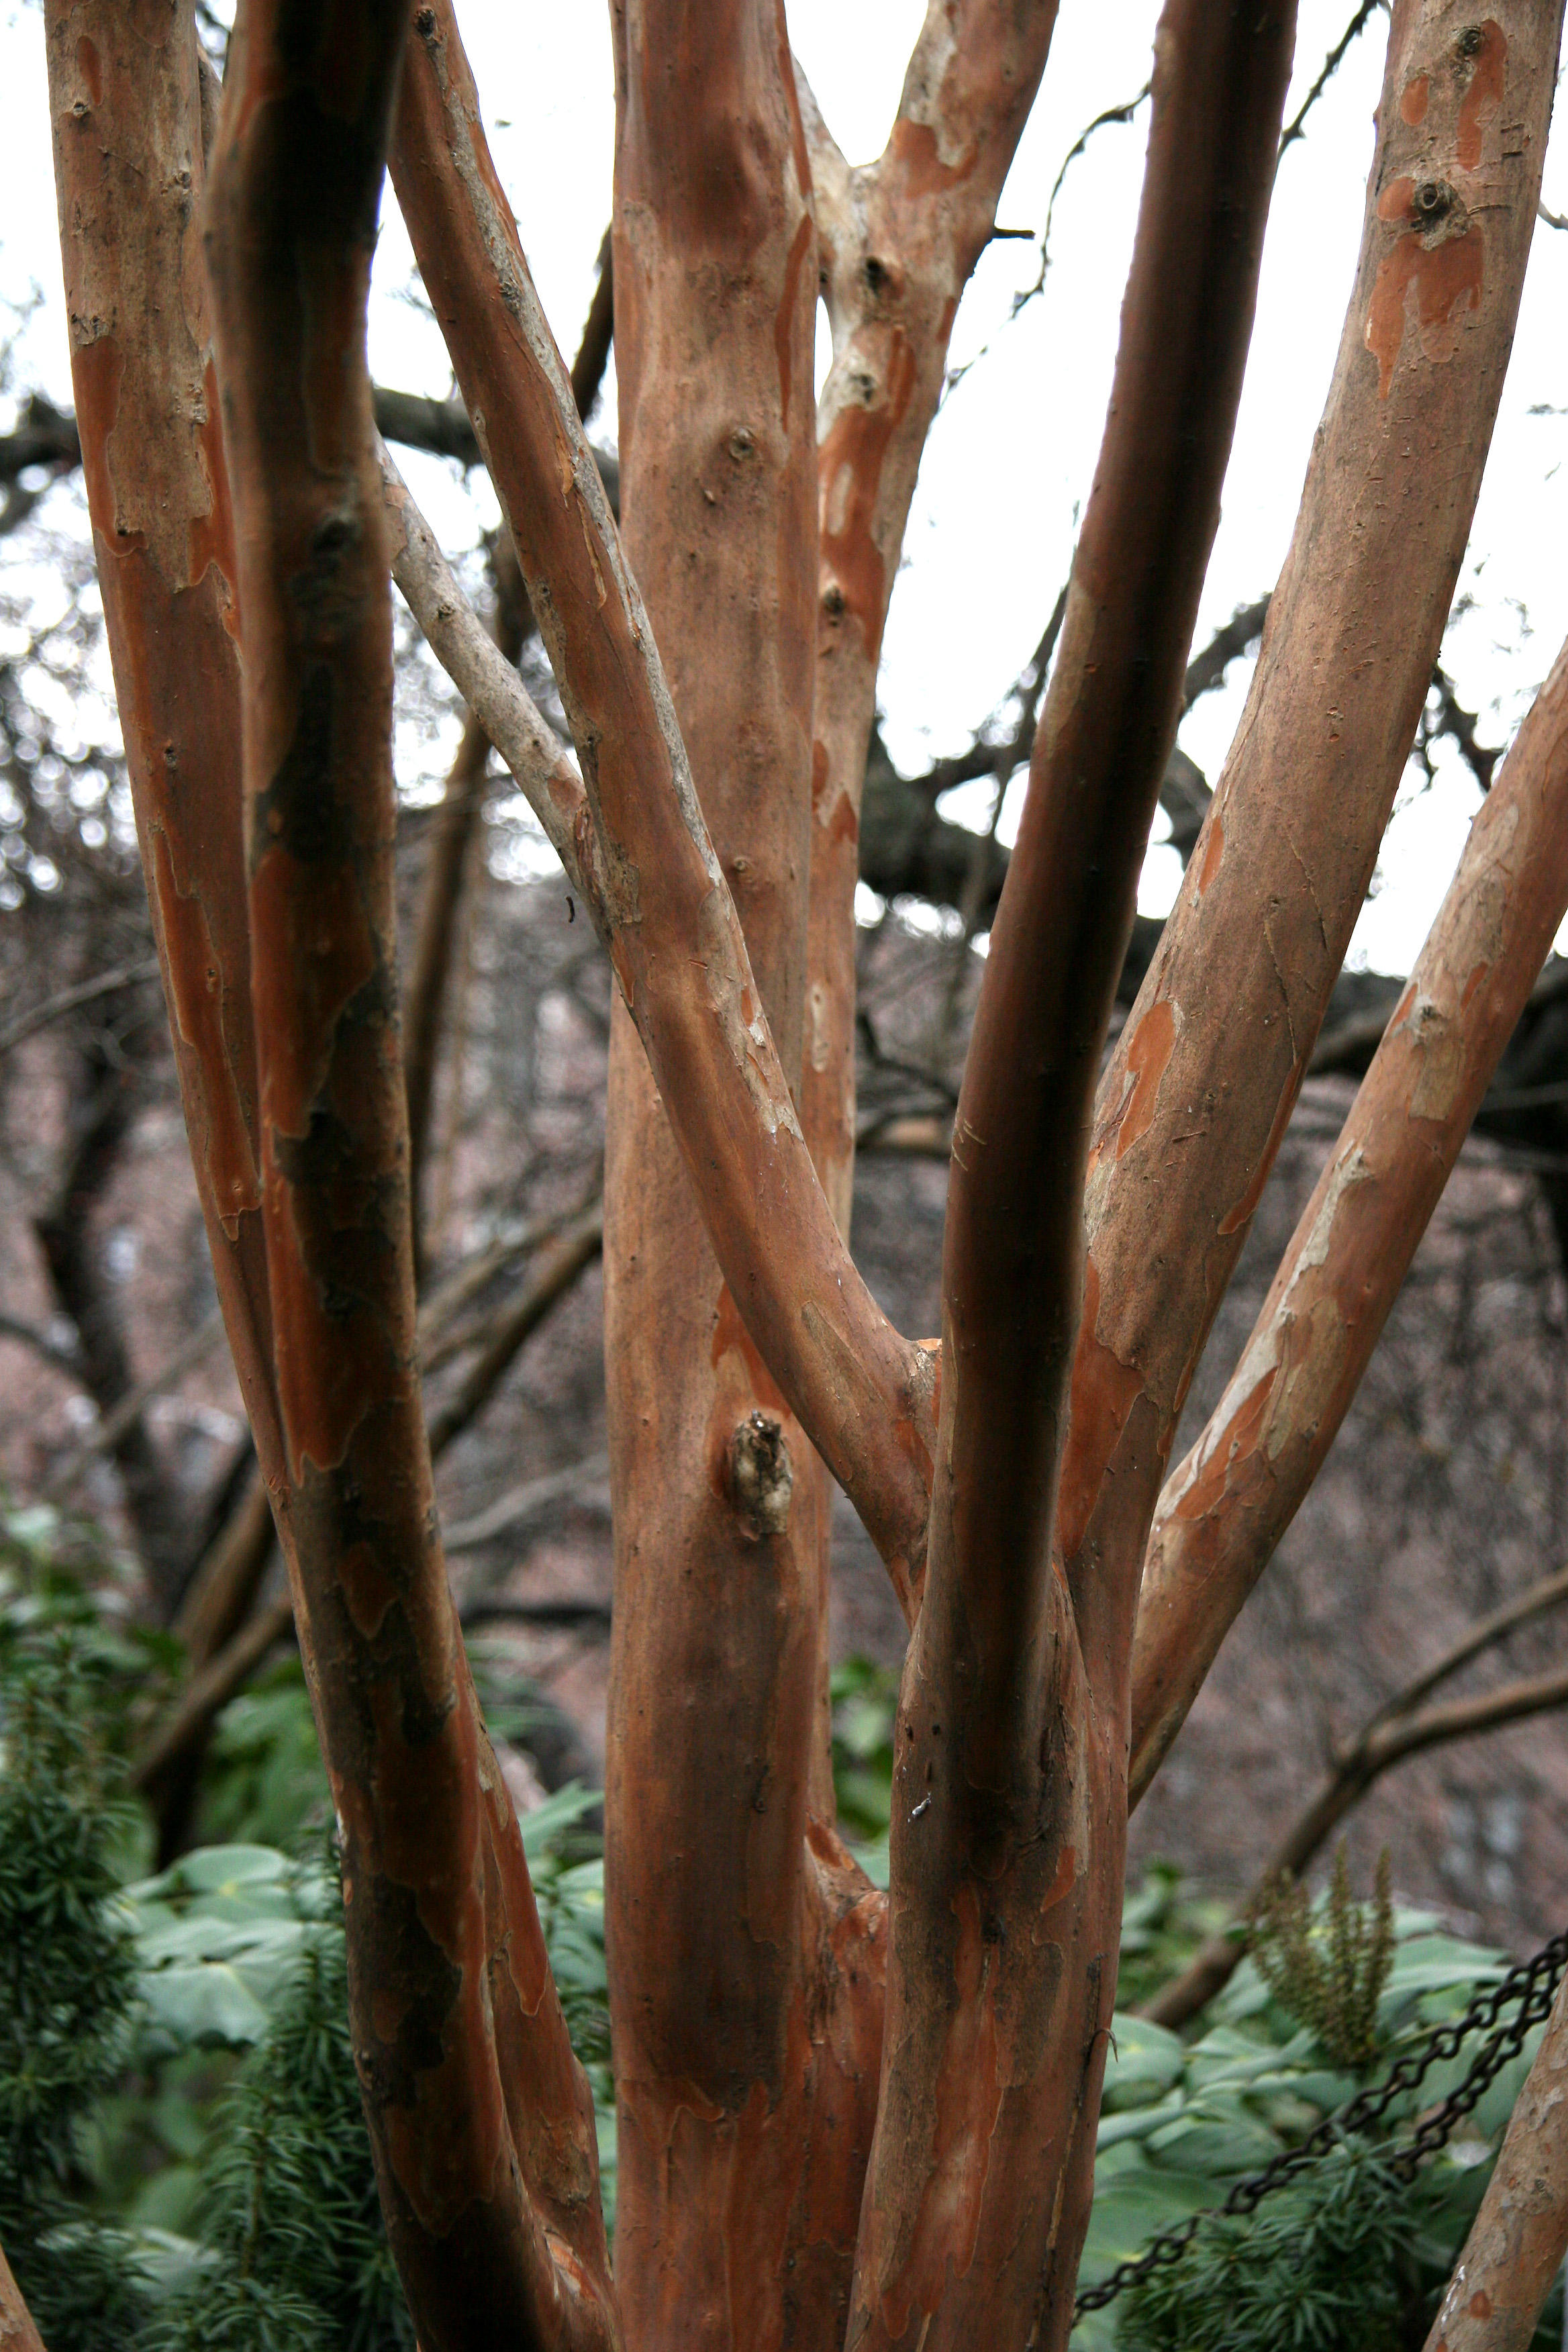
730;1410;792;1539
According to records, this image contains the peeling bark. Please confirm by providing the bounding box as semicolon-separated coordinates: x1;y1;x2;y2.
1131;630;1568;1804
799;0;1061;1236
44;0;288;1551
1424;1967;1568;2350
847;10;1296;2347
202;9;617;2345
597;5;889;2343
390;0;935;1589
1062;0;1565;1633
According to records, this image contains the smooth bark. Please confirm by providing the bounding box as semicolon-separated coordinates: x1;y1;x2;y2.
847;9;1296;2346
203;10;616;2345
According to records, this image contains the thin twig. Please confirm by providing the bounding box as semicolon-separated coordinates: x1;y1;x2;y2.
1275;0;1387;174
46;1309;226;1497
0;958;160;1059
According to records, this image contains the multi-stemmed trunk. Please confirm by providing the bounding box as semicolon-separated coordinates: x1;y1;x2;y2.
34;0;1568;2347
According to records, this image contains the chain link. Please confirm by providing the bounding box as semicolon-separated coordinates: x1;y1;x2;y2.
1073;1926;1568;2321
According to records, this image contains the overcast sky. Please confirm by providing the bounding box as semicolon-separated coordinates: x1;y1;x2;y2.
1;1;1564;973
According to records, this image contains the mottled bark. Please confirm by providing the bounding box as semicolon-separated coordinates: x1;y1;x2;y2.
799;0;1061;1236
203;9;616;2347
390;0;935;1592
1424;1967;1568;2350
1131;630;1568;1804
597;6;887;2343
847;11;1296;2348
1062;0;1565;1657
45;0;289;1562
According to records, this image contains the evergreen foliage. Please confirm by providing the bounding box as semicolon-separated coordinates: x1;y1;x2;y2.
1115;2140;1410;2352
144;1923;415;2352
0;1615;152;2349
1248;1845;1395;2073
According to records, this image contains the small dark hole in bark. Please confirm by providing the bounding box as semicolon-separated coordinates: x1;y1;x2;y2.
414;6;436;34
823;584;846;618
863;255;889;295
1457;24;1485;56
1414;180;1450;222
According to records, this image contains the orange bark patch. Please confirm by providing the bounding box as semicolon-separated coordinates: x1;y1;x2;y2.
1057;1256;1145;1563
1457;21;1506;171
1116;999;1176;1160
76;34;102;106
811;736;829;810
889;115;975;199
72;336;145;557
1365;225;1484;401
188;360;239;597
1400;73;1428;126
1218;1077;1300;1237
150;826;260;1232
1198;811;1225;895
817;329;918;660
1461;959;1489;1010
775;211;813;434
826;789;858;848
711;1282;789;1414
1172;1363;1277;1523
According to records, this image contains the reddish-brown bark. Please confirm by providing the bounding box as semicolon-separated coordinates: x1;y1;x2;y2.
1131;629;1568;1806
799;1;1062;1235
390;0;936;1594
598;7;885;2343
1061;0;1565;1651
1423;1967;1568;2349
44;0;287;1541
43;1;1568;2343
202;11;616;2347
846;11;1297;2347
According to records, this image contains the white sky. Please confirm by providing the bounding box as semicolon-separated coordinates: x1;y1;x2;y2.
1;1;1564;974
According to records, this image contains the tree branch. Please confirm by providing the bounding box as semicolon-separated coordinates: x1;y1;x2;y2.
203;9;616;2339
1275;0;1387;172
1142;1638;1568;2031
401;232;616;1261
1130;630;1568;1809
850;11;1297;2343
1059;0;1567;1698
390;0;936;1598
0;958;160;1059
802;0;1066;1233
0;2239;47;2352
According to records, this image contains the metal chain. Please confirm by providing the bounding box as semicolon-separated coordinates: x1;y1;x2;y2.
1073;1926;1568;2320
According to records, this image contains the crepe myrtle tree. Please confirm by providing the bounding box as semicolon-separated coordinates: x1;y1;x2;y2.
19;0;1568;2345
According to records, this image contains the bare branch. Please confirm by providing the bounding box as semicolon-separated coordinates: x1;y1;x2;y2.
1144;1634;1568;2031
1130;632;1568;1809
0;959;160;1060
45;1308;225;1499
1061;0;1567;1685
443;1453;611;1555
1275;0;1387;172
851;11;1297;2339
391;0;936;1596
